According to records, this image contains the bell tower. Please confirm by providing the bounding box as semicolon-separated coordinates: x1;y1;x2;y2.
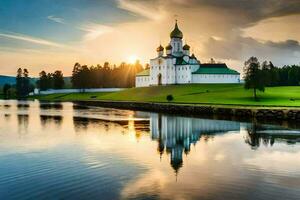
170;20;183;56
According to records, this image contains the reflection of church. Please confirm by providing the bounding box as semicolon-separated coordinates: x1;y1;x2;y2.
150;113;240;172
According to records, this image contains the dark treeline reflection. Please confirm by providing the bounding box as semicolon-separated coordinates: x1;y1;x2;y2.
40;115;63;128
17;114;29;134
245;123;300;149
72;116;150;133
17;104;30;109
72;113;300;173
73;117;101;132
39;103;63;110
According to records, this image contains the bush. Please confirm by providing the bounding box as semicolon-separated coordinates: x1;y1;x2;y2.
166;94;174;102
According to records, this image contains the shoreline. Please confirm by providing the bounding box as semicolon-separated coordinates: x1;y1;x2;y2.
3;97;300;120
69;100;300;121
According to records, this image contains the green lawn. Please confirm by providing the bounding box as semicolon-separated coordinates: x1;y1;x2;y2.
33;84;300;107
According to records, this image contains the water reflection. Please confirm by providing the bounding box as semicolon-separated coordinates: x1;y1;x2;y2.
39;103;63;110
17;104;30;109
40;115;63;129
17;114;29;134
70;110;300;175
150;113;240;172
245;123;300;149
0;101;299;200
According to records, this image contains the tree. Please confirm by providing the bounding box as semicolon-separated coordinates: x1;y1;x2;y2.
261;61;271;86
3;84;11;99
23;68;30;96
244;57;265;100
16;68;23;97
166;94;174;102
288;66;300;86
268;62;279;86
16;68;31;98
71;62;82;89
37;71;49;91
53;70;64;89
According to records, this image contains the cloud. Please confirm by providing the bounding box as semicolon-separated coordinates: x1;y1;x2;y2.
79;23;114;41
117;0;164;20
169;0;300;24
47;15;65;24
265;39;300;51
0;32;66;48
202;36;300;66
1;0;300;74
244;151;300;174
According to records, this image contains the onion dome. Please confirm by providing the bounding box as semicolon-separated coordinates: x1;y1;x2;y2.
183;44;190;50
170;21;183;39
166;44;173;50
156;45;164;52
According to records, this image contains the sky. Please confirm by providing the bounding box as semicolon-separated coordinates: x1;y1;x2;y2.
0;0;300;76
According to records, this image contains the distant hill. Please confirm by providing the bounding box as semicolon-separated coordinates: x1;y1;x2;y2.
0;75;16;86
0;75;71;88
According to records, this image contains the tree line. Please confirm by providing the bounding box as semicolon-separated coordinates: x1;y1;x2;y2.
71;61;144;89
2;68;34;99
2;58;299;100
37;70;64;91
16;68;34;98
244;57;300;99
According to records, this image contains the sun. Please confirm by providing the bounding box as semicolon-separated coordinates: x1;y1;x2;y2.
128;55;139;64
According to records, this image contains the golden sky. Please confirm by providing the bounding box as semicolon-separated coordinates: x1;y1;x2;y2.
0;0;299;76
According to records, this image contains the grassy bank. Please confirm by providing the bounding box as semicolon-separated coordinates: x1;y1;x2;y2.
31;84;300;108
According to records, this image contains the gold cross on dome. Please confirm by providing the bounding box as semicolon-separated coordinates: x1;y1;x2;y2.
174;14;178;22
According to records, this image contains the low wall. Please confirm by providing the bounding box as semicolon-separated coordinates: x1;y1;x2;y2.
73;100;300;121
35;88;125;95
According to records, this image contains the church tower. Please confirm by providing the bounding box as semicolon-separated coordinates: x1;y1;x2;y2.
170;21;183;56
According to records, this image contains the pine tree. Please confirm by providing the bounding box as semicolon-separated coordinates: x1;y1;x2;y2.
244;57;265;100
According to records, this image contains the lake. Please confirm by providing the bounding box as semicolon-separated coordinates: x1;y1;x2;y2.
0;100;299;200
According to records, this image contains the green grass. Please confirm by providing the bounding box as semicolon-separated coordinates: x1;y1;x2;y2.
32;84;300;108
34;92;113;101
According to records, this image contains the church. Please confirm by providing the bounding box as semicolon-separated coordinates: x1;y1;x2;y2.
135;21;240;87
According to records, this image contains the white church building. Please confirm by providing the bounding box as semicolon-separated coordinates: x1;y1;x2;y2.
136;21;240;87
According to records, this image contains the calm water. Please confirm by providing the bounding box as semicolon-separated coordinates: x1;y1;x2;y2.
0;100;299;200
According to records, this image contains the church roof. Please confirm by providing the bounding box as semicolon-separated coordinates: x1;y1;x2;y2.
175;57;188;65
174;56;199;65
156;45;164;52
192;63;240;75
166;44;173;50
170;21;183;39
136;69;150;76
183;44;190;50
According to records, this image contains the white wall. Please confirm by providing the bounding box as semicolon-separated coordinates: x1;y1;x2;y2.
34;88;125;95
150;57;176;85
192;74;240;83
175;65;193;84
136;76;150;87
